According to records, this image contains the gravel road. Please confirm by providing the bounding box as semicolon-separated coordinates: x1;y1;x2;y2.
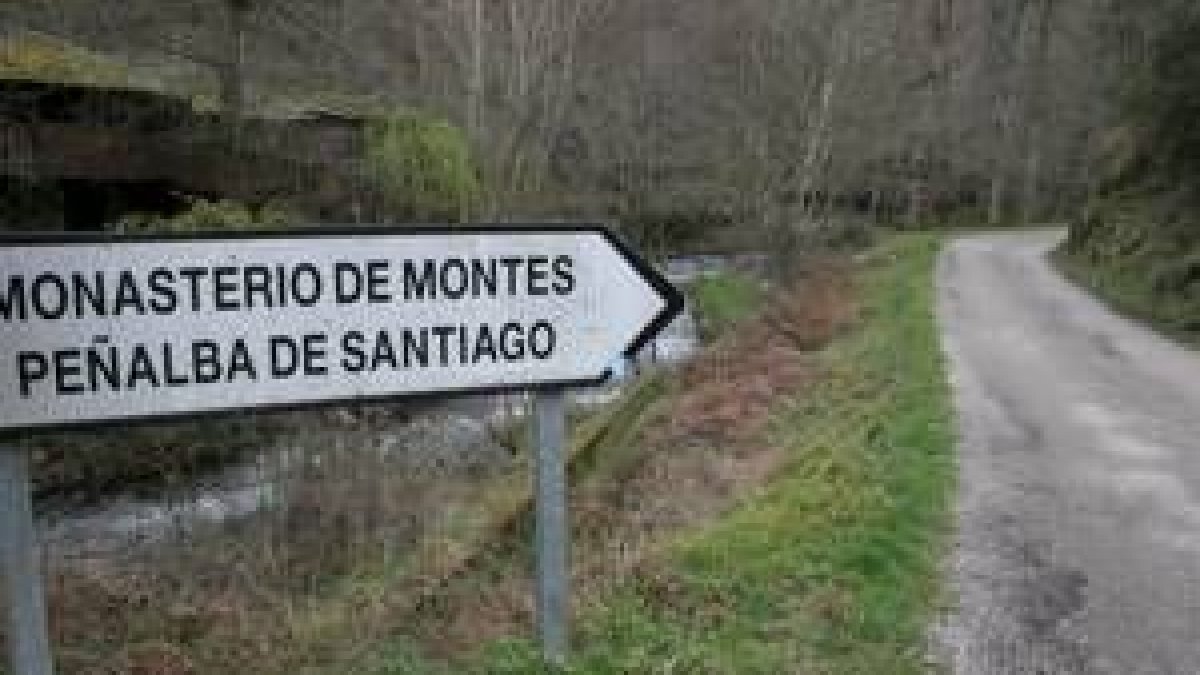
938;231;1200;674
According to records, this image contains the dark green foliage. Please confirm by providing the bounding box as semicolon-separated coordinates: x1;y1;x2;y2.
1059;196;1200;339
1065;3;1200;335
1125;4;1200;200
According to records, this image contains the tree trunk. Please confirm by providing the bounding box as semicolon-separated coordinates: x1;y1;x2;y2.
467;0;484;140
220;0;251;120
1023;0;1054;224
989;174;1005;225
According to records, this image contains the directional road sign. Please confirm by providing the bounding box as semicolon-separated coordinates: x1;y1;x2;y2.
0;225;683;432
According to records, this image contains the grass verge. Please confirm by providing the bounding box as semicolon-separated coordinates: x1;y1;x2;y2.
1054;249;1200;348
1055;195;1200;347
365;234;954;673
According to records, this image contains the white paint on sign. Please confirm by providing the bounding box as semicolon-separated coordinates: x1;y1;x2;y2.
0;227;681;432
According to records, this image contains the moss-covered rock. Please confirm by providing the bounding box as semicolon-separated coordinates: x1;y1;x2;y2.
0;33;130;86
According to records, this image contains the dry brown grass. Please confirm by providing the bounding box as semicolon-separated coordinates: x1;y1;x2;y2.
661;262;854;447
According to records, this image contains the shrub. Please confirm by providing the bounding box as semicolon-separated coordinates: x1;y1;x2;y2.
363;111;481;222
111;198;294;233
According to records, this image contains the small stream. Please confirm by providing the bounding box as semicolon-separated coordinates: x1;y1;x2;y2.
38;413;508;559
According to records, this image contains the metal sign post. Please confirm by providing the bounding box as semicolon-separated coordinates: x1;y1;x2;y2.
532;388;568;664
1;446;54;675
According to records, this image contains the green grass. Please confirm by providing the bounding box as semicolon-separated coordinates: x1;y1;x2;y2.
1053;249;1195;341
369;234;955;673
688;271;767;340
1053;249;1200;346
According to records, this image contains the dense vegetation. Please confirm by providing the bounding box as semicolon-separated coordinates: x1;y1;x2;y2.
1060;3;1200;338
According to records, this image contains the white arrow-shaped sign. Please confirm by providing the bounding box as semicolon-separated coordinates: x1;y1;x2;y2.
0;225;683;432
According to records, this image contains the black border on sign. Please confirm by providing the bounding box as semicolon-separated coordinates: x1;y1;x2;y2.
0;223;685;437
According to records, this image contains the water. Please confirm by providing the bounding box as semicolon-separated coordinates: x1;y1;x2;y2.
37;264;708;560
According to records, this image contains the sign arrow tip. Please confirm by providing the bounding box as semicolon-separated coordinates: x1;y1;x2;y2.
597;229;686;359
